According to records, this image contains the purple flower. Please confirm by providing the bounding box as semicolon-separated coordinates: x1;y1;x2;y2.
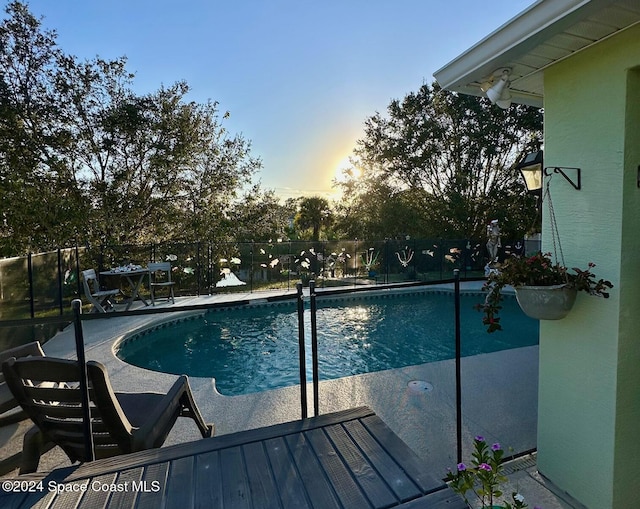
457;463;466;471
491;442;501;451
475;435;485;442
478;463;492;471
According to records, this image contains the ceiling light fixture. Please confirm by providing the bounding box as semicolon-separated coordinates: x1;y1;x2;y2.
485;69;512;109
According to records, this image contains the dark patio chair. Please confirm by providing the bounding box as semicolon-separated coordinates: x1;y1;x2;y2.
0;341;46;426
2;356;214;473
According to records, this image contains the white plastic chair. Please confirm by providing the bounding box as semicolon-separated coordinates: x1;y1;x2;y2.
148;262;175;305
81;269;120;313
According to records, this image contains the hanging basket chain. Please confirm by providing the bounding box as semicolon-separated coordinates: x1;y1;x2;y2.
543;177;568;283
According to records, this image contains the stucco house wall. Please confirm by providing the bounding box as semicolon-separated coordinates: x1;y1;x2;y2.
539;23;640;508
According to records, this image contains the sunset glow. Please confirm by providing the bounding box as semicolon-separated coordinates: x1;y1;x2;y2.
334;156;361;183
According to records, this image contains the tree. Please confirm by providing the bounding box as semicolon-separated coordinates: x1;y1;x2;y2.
231;188;291;242
336;82;542;241
0;2;268;254
0;1;84;255
333;159;429;240
293;196;332;241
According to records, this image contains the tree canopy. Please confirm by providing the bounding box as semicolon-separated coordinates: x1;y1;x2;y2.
293;196;333;241
0;1;276;256
0;3;544;259
333;82;543;241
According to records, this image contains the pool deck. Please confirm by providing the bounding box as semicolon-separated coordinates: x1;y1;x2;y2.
0;282;584;508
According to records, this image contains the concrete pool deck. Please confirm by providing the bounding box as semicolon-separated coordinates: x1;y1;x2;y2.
0;283;583;508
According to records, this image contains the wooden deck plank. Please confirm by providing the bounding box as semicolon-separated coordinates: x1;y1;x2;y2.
395;486;467;509
16;489;57;509
1;407;464;509
361;415;444;494
0;488;22;508
305;427;372;509
342;419;422;503
64;407;376;483
284;431;343;509
324;422;397;509
264;436;310;509
5;469;75;509
164;456;195;509
220;446;251;509
194;451;223;509
0;490;29;509
134;462;169;509
76;472;117;509
241;441;282;509
26;491;56;509
107;468;144;509
49;479;89;509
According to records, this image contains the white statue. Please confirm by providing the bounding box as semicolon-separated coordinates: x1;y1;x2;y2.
486;219;501;264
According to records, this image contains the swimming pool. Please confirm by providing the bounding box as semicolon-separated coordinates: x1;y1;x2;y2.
116;289;539;396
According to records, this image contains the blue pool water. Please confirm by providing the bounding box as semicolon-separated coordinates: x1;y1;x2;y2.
117;291;539;396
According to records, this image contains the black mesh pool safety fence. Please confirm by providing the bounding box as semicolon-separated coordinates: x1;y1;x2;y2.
0;275;538;476
0;238;507;326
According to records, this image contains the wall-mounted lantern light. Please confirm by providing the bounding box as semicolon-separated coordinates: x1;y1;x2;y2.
515;150;582;192
516;150;544;193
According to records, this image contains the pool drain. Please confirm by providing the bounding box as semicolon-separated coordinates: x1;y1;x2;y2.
407;380;433;393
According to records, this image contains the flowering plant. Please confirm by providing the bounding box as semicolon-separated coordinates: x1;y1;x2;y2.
478;252;613;333
445;436;529;508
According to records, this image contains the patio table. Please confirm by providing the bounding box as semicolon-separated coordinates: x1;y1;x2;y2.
100;267;150;311
0;406;465;508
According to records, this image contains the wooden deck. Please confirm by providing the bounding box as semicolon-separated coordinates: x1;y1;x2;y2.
0;406;465;508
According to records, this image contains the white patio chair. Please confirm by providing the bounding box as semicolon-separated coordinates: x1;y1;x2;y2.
148;262;175;305
81;269;120;313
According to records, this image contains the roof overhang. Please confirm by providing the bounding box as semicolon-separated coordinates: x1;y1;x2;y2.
433;0;640;107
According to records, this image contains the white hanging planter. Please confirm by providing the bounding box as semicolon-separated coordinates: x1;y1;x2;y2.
514;284;577;320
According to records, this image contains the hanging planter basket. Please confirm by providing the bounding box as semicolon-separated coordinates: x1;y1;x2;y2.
514;284;577;320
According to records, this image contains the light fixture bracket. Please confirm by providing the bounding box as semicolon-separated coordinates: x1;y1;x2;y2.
544;167;581;190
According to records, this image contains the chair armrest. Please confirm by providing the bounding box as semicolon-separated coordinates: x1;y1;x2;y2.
131;376;190;451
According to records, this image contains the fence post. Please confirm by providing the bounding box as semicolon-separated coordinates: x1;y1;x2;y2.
72;299;95;462
57;248;64;316
355;239;359;287
309;280;319;416
384;239;389;284
440;239;444;280
296;282;307;419
209;242;214;295
454;269;462;464
27;252;35;319
250;243;254;293
74;243;82;300
287;241;292;291
196;242;201;296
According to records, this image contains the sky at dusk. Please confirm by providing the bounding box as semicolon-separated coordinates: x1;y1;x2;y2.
19;0;533;200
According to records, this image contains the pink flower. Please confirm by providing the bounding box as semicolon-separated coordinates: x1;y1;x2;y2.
478;463;492;471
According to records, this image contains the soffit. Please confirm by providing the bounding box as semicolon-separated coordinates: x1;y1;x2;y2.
433;0;640;107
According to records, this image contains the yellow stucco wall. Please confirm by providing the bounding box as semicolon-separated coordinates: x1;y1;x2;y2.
539;24;640;509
